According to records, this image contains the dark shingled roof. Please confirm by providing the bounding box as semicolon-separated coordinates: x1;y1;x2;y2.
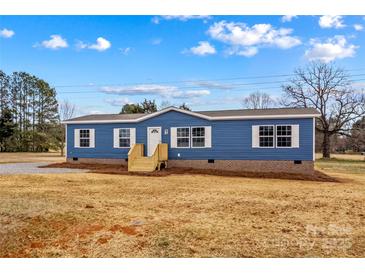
64;107;319;122
65;113;147;122
196;107;319;117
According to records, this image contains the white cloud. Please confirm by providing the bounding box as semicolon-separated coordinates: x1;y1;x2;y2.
119;47;132;55
354;24;364;31
305;36;358;63
192;81;233;90
182;90;210;97
76;41;87;49
187;41;216;56
0;28;15;38
88;37;111;51
226;46;258;57
152;15;211;24
105;97;134;107
319;15;345;29
77;37;111;51
38;35;68;49
207;21;301;57
100;84;210;99
281;15;297;23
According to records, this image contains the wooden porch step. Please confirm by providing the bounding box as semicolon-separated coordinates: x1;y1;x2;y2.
128;143;168;172
128;157;156;172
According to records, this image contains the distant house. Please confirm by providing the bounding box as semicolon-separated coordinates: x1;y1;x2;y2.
63;107;320;174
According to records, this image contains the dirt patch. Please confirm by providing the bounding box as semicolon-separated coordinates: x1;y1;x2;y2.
109;224;138;235
73;224;104;238
43;162;339;182
30;242;46;249
97;235;113;245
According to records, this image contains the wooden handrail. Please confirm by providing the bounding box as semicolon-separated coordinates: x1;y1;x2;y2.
150;144;168;170
151;145;159;169
128;144;144;170
158;143;168;161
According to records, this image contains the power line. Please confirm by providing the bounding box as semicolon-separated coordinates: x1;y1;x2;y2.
55;77;365;94
53;68;365;89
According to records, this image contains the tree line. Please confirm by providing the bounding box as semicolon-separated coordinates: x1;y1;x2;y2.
0;70;62;152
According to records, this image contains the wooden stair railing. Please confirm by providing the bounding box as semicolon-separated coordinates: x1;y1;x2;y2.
151;143;168;171
127;144;144;171
128;143;168;172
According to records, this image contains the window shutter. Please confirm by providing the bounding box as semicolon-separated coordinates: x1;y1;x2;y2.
89;129;95;148
205;126;212;148
252;125;259;148
130;128;136;147
292;125;299;148
74;129;80;148
170;127;177;148
113;128;120;148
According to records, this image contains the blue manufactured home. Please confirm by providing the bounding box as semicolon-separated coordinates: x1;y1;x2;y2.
63;107;320;174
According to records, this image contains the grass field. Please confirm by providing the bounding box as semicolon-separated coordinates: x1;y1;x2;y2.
0;153;364;257
316;153;365;161
0;152;65;164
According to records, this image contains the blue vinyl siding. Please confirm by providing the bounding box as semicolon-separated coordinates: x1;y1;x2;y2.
67;110;314;161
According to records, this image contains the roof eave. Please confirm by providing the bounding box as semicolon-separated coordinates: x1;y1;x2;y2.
62;110;321;124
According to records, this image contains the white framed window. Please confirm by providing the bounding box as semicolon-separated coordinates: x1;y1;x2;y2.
171;126;211;148
74;128;95;148
276;125;292;147
119;128;131;148
113;128;136;148
191;127;205;148
79;129;90;147
177;127;190;148
259;125;274;148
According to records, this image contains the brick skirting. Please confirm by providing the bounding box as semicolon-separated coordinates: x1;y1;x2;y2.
67;157;314;174
168;160;314;174
67;157;127;166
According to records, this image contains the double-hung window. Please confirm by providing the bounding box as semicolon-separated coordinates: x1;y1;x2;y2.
177;127;190;148
192;127;205;147
276;125;292;147
259;126;274;147
79;129;90;147
119;128;131;148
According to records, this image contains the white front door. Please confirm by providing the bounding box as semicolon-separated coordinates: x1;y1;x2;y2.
147;127;162;156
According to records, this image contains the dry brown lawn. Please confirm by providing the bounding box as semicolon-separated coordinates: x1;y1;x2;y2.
0;152;65;164
316;153;365;161
0;155;364;257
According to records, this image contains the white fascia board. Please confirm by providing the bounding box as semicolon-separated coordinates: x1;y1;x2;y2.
62;107;321;124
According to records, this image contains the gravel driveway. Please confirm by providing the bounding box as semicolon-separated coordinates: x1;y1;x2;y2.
0;162;88;175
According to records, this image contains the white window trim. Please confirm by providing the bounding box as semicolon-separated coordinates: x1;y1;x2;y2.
175;126;191;148
191;126;207;149
275;124;294;149
114;128;135;149
257;125;275;148
78;128;93;149
118;128;132;148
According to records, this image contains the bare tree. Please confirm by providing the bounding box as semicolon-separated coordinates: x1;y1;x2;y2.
59;100;76;121
243;91;275;109
282;62;365;158
57;100;76;156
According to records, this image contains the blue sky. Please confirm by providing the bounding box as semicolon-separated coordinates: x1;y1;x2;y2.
1;15;365;115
